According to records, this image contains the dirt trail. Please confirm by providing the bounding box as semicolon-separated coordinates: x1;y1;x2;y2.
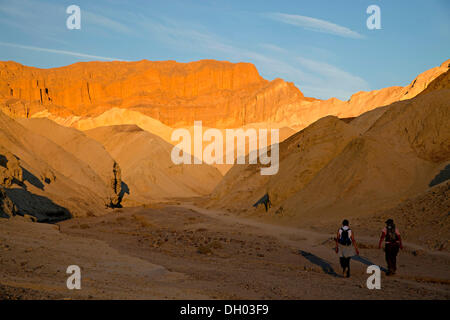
179;203;450;258
175;203;450;294
179;204;322;246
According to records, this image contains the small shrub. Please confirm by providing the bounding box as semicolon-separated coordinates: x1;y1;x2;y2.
132;214;152;228
197;245;213;255
115;216;126;222
209;241;222;249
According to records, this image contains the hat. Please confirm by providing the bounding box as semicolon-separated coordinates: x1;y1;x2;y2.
385;219;394;225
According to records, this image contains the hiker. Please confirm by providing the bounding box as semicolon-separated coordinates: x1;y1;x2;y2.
252;193;272;212
378;219;403;275
335;219;359;278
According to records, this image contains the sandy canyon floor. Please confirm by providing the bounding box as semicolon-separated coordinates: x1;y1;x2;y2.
0;203;449;300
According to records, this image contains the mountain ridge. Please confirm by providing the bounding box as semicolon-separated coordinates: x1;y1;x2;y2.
2;59;447;131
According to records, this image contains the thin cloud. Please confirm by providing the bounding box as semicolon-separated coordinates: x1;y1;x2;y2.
258;43;287;53
266;12;364;39
83;11;133;34
0;0;133;37
295;56;370;99
136;15;367;99
0;42;127;61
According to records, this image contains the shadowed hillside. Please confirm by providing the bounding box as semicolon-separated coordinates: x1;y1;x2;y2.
85;124;222;205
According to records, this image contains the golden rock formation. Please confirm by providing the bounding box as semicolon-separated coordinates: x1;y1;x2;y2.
1;59;447;132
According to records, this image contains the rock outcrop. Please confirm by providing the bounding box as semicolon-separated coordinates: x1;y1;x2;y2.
1;60;296;128
5;151;22;182
0;110;123;221
0;186;16;218
0;151;23;188
109;161;123;208
17;118;125;208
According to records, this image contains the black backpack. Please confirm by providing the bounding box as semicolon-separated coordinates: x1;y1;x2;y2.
339;228;352;246
385;224;398;242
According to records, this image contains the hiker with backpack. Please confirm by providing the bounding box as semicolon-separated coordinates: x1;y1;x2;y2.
378;219;403;275
335;219;359;278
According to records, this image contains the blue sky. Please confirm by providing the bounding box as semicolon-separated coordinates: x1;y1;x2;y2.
0;0;448;100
